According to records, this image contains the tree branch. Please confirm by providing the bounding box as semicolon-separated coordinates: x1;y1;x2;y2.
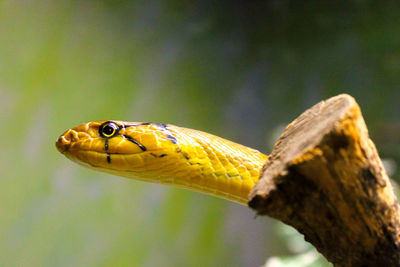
249;94;400;266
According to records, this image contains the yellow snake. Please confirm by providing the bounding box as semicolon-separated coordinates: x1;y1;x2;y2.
56;121;268;205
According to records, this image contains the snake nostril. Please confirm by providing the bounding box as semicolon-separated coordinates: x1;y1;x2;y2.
56;130;75;153
69;131;75;142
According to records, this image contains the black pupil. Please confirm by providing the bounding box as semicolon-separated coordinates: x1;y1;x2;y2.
103;124;116;136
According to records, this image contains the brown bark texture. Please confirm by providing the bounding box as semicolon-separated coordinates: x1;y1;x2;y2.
248;94;400;266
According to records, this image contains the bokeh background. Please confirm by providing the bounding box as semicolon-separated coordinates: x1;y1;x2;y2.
1;1;399;266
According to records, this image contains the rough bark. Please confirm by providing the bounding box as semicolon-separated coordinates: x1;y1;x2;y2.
248;94;400;266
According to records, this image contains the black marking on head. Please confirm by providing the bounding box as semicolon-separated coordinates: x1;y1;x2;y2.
120;122;168;128
107;154;111;163
123;123;141;128
123;134;147;151
154;123;168;129
124;122;157;128
119;122;179;145
150;153;168;158
176;147;182;153
166;135;177;144
183;153;190;160
105;139;109;151
157;124;178;144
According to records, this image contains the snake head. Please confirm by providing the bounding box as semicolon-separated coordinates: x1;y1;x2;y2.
56;120;268;204
56;121;180;175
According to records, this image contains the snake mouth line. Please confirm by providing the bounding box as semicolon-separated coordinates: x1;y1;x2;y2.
64;149;146;156
65;149;144;169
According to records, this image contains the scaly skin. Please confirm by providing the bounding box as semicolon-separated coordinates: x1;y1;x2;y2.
56;121;268;205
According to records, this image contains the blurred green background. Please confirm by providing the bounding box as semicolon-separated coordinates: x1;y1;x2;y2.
1;1;399;266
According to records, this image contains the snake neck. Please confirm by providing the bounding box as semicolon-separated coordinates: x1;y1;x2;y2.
147;127;268;205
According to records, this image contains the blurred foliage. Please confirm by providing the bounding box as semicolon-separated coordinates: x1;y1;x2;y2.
0;0;399;266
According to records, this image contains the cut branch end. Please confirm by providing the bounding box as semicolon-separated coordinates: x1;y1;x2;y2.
249;94;400;266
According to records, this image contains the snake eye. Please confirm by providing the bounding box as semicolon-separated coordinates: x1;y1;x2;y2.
99;122;119;138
